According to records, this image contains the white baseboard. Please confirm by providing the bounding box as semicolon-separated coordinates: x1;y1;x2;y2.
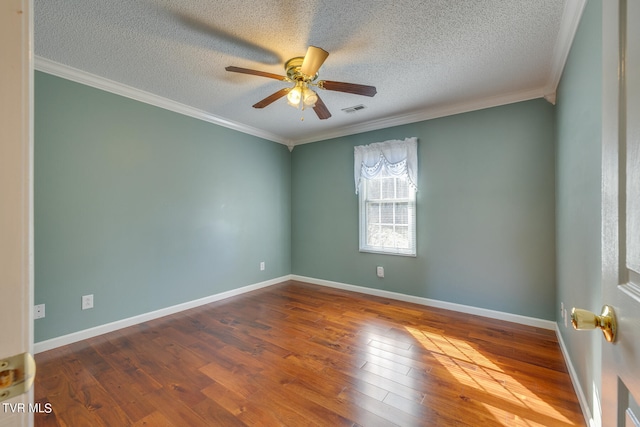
34;275;291;354
35;273;588;423
555;324;597;427
35;274;557;354
291;275;556;330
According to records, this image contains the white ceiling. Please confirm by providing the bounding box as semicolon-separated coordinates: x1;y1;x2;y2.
34;0;585;147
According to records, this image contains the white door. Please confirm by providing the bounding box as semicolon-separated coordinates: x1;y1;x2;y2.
601;0;640;425
0;0;34;426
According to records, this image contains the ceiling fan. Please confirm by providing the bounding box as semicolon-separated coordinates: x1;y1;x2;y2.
225;46;377;120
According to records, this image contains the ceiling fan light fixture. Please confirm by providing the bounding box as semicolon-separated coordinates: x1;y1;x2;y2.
225;46;376;120
302;86;318;107
287;83;302;107
287;82;317;109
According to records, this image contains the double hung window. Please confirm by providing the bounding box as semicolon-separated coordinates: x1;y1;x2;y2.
354;138;418;256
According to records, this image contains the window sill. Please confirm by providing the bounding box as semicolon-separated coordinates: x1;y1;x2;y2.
359;248;417;257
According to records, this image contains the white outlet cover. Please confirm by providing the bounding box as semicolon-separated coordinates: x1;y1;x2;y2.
260;261;265;271
376;266;384;278
34;304;45;319
82;294;94;310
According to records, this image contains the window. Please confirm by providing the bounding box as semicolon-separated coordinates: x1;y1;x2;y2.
354;138;418;256
359;173;416;256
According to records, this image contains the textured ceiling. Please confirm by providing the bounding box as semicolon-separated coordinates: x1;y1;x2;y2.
34;0;584;146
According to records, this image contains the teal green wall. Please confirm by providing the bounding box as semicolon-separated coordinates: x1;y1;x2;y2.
555;0;602;420
292;99;557;320
34;72;291;342
36;6;600;344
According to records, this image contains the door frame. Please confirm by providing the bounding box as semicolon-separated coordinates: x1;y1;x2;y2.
0;0;34;426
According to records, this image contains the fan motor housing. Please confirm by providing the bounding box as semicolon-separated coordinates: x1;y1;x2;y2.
285;57;318;82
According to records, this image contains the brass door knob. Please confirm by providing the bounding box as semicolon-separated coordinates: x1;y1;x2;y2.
571;305;617;342
0;352;36;403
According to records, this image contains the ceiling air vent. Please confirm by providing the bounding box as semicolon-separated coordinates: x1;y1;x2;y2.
341;104;366;113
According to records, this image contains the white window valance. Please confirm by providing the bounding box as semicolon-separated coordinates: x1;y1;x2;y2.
354;137;418;194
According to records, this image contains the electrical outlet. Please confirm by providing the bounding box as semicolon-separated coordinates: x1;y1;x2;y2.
376;266;384;278
34;304;45;319
82;294;94;310
260;261;265;271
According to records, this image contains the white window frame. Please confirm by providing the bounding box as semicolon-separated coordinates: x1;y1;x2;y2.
359;174;416;256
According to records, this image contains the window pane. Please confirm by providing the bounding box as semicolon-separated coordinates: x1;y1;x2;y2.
380;225;395;246
396;203;408;224
395;226;409;248
381;178;394;199
367;179;380;199
367;203;380;223
396;179;409;198
380;203;394;223
367;223;381;246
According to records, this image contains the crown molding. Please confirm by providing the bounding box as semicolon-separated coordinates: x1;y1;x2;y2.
34;56;290;146
292;0;586;147
36;0;584;150
544;0;587;96
291;87;546;146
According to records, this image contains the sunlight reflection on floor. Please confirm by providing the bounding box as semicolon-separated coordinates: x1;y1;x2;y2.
404;325;577;426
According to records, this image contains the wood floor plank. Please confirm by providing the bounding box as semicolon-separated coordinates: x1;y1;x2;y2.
34;280;586;426
141;389;209;426
130;410;175;427
338;386;424;426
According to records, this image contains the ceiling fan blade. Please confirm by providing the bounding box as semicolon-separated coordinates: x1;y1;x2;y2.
225;66;286;81
319;80;377;97
312;93;332;120
252;88;291;109
301;46;329;77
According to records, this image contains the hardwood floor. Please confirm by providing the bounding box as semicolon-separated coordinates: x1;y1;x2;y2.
33;281;585;426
